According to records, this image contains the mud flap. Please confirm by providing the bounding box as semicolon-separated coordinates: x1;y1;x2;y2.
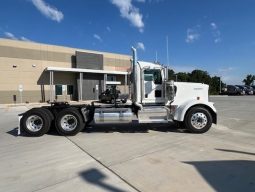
18;115;22;135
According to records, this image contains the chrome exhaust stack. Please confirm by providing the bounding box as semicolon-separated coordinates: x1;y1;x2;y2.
131;47;137;102
131;47;143;110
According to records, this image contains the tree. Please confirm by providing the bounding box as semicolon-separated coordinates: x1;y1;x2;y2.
166;68;227;94
168;69;175;80
243;74;255;86
176;72;190;82
210;76;224;95
189;70;211;85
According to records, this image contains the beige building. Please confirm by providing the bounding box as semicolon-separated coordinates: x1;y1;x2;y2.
0;38;131;104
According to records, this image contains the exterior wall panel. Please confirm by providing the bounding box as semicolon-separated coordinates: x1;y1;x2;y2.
76;51;103;70
0;38;131;103
0;46;74;63
0;90;50;104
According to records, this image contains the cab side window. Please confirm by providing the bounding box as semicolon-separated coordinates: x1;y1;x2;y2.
144;69;162;84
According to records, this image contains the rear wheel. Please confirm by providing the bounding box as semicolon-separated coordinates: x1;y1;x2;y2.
21;109;51;136
55;108;85;136
40;108;54;121
184;107;212;133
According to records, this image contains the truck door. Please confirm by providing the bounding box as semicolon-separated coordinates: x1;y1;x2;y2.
143;69;164;103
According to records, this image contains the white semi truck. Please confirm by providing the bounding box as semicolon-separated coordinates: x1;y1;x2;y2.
19;47;217;136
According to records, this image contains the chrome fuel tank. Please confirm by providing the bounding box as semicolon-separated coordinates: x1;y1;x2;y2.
94;108;133;124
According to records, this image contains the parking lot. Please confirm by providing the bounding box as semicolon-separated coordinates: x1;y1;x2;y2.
0;96;255;192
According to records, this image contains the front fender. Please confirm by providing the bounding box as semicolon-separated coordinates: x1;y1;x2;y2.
173;99;217;123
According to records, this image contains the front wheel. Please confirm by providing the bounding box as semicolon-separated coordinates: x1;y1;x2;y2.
184;107;212;133
55;108;85;136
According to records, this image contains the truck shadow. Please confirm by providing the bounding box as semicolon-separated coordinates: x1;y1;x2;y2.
184;159;255;192
184;148;255;192
6;127;61;137
83;123;189;134
7;123;189;137
6;128;21;137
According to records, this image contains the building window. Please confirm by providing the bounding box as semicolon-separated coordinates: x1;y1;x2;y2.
55;85;63;95
107;75;116;81
67;85;73;95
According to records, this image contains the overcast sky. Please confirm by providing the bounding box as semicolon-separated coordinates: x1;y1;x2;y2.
1;0;255;84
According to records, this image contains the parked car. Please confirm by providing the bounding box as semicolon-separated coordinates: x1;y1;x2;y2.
251;86;255;95
99;87;128;103
226;85;244;95
235;85;247;95
244;86;254;95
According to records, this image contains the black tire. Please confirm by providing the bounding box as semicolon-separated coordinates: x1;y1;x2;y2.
122;99;127;104
40;108;54;121
20;109;51;136
184;107;212;133
31;108;53;122
55;108;85;136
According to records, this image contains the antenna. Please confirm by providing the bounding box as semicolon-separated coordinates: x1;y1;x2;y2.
166;35;169;66
155;51;158;63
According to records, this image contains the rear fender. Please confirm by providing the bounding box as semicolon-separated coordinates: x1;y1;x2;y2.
173;100;217;124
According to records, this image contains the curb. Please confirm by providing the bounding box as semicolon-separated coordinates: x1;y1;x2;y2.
210;95;229;97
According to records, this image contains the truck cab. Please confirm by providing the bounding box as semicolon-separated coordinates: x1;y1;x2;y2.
133;61;165;104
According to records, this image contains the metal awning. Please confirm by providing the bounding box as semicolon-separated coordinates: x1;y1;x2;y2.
46;67;128;102
106;81;121;85
45;67;128;75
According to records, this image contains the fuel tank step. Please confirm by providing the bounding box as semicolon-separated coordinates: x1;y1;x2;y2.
138;106;169;123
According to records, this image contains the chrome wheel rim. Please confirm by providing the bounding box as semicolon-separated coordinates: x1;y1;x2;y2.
60;114;77;131
191;112;208;129
26;115;43;132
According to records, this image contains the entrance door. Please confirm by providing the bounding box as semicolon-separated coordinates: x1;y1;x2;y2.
82;73;103;100
143;69;164;103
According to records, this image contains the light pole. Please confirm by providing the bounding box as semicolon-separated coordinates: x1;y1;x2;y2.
175;74;178;82
219;76;221;94
166;36;169;66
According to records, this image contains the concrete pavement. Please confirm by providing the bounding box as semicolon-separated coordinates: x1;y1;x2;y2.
0;107;137;192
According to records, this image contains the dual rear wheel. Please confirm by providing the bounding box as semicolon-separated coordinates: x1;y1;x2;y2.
21;108;52;136
55;108;85;136
21;108;85;136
